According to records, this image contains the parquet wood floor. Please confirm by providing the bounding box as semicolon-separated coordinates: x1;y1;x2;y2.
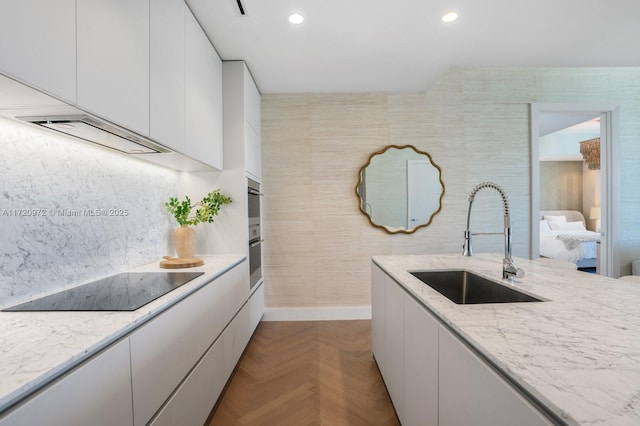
206;320;400;426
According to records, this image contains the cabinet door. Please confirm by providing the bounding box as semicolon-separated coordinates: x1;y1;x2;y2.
224;299;251;379
243;66;261;180
0;339;133;426
129;261;246;426
439;326;551;426
384;275;405;420
150;329;227;426
150;0;185;149
185;10;223;169
403;294;439;426
0;0;76;103
371;264;387;372
222;260;250;325
151;293;256;426
77;0;150;136
244;67;261;135
248;282;265;335
129;280;223;426
245;121;262;181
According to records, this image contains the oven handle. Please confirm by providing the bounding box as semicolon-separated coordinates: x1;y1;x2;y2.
249;239;263;247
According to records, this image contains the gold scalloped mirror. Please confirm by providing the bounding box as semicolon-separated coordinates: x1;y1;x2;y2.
356;145;445;234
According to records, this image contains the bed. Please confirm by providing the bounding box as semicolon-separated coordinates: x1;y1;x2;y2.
539;210;600;269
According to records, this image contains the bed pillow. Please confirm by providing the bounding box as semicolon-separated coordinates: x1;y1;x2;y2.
539;220;552;233
549;221;587;231
544;214;567;224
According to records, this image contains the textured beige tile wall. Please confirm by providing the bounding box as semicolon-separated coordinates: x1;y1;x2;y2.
262;68;640;308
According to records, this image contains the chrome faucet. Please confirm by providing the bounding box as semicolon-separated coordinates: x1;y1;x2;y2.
462;182;524;280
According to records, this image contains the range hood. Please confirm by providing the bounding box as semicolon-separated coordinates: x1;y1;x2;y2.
16;114;170;154
0;73;214;171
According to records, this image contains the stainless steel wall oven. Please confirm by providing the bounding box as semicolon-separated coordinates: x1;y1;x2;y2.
247;178;262;290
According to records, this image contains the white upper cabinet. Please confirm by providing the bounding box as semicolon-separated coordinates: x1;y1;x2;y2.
0;0;76;103
223;61;262;180
1;0;224;170
77;0;150;136
244;70;261;136
245;123;262;180
185;10;223;170
150;0;185;149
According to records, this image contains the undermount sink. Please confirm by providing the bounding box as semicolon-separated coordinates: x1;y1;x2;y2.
410;270;542;305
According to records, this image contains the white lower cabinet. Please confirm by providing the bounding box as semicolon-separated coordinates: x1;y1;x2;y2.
0;339;133;426
248;283;265;335
384;271;405;420
0;260;261;426
130;261;247;426
150;321;229;426
151;281;264;426
371;263;550;426
403;294;439;426
371;263;387;374
223;299;250;379
438;326;551;426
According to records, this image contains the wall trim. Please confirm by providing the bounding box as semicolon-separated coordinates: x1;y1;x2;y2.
262;306;372;321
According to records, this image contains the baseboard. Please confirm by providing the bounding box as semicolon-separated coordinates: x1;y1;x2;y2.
262;306;372;321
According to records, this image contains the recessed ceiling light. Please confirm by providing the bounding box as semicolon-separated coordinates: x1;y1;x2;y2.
441;11;458;23
289;13;304;24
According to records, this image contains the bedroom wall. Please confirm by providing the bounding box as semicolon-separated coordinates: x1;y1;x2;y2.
540;161;583;212
262;67;640;310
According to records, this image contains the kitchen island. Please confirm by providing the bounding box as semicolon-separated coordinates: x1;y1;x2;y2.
372;253;640;426
0;254;261;425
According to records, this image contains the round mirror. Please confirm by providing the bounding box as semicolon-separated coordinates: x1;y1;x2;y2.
356;145;445;234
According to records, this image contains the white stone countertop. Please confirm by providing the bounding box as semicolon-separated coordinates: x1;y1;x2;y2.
372;253;640;426
0;254;245;414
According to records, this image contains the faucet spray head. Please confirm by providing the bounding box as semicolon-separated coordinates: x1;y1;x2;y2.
462;230;473;256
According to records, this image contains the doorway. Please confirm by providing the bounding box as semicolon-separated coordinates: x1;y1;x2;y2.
530;103;620;277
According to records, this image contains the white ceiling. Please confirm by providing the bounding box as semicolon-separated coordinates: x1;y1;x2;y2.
186;0;640;94
538;113;600;137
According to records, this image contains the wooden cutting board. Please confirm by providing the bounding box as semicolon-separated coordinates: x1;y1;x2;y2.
159;256;204;269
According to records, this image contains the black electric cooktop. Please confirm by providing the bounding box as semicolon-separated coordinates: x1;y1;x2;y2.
2;272;204;312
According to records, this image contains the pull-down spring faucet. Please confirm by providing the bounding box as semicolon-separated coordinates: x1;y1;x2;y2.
462;182;524;280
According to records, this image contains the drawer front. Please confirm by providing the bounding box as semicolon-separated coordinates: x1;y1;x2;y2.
150;328;227;426
248;282;264;335
130;260;247;426
222;261;249;325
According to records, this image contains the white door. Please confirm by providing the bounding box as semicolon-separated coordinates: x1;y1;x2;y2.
407;159;440;229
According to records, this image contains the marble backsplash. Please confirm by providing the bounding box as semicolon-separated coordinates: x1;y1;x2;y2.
0;117;180;307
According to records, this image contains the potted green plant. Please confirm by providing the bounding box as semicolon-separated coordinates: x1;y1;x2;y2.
165;189;232;258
